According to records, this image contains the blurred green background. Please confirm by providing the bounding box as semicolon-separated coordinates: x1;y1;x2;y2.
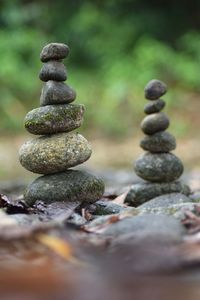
0;0;200;178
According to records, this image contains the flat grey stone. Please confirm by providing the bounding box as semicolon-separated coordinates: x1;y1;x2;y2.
40;81;76;106
141;112;169;135
140;131;176;153
19;132;92;174
103;215;185;241
139;193;191;209
144;99;166;114
39;61;67;82
24;104;84;135
89;200;126;215
134;152;184;182
125;181;191;206
144;79;167;100
25;170;104;206
40;43;69;62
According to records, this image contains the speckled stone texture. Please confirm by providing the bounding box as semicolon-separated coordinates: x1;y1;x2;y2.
39;61;67;82
125;181;191;206
40;43;69;62
141;112;170;135
19;132;92;174
134;152;184;182
40;81;76;106
144;99;166;114
24;104;84;135
144;79;167;100
140;131;176;153
25;170;105;206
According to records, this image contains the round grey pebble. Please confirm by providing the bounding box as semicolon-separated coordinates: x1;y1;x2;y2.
39;61;67;82
144;99;166;114
140;131;176;153
40;81;76;106
134;152;184;182
24;104;84;135
19;132;92;174
138;193;191;210
125;181;191;206
25;170;105;206
144;79;167;100
141;112;169;135
40;43;69;62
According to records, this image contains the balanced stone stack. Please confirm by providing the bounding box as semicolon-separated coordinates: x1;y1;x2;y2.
19;43;104;206
125;79;190;206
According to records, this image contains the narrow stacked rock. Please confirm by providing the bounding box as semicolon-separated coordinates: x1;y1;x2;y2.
19;43;104;206
125;79;190;206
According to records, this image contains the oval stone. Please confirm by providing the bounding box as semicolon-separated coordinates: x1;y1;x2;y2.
19;132;92;174
134;152;184;182
144;99;166;114
140;131;176;153
24;104;84;135
141;112;169;135
39;61;67;82
144;79;167;100
24;170;105;206
40;81;76;106
40;43;69;62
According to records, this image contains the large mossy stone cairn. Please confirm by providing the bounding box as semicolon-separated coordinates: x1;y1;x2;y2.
19;43;104;206
125;79;190;206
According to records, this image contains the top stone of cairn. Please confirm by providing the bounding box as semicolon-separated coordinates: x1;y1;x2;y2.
40;43;69;62
144;79;167;100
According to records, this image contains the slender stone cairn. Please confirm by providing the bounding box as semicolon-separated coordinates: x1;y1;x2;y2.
125;79;190;206
19;43;104;206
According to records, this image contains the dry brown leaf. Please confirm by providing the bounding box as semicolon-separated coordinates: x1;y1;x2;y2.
112;192;128;205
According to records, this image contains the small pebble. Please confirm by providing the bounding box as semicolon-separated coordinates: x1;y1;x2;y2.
141;112;169;135
40;43;69;62
40;81;76;106
134;152;184;182
144;79;167;100
19;132;92;174
140;131;176;153
24;104;84;135
39;61;67;82
144;99;166;114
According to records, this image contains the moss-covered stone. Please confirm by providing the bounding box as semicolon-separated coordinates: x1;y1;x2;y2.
134;152;184;182
19;132;92;174
25;170;105;206
24;104;84;135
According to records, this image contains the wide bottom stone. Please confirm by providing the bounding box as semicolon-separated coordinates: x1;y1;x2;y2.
25;170;105;206
125;181;190;206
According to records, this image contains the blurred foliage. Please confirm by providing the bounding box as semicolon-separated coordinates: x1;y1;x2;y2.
0;0;200;136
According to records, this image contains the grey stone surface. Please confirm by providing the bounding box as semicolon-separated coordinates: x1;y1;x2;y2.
25;170;104;206
125;181;191;206
40;81;76;106
190;191;200;202
19;132;92;174
144;99;166;114
140;131;176;153
144;79;167;100
103;215;185;241
141;112;170;135
40;43;69;62
90;200;126;215
134;152;184;182
24;104;84;135
138;193;191;209
39;61;67;82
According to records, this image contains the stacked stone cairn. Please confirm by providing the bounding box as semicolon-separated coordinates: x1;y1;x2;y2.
19;43;104;206
125;79;190;206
